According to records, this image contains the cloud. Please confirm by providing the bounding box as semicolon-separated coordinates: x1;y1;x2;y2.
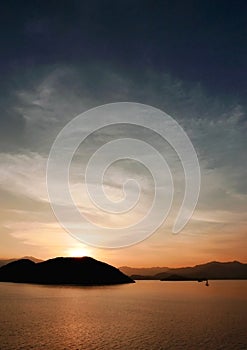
0;64;246;259
191;210;247;225
0;152;47;202
2;64;246;153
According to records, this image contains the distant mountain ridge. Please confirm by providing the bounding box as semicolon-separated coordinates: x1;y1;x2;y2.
0;256;43;268
120;261;247;280
0;257;134;285
119;266;170;276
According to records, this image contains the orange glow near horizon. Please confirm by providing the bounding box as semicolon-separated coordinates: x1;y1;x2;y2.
65;247;92;258
1;220;247;268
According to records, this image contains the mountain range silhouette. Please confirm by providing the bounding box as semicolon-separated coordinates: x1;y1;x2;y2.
120;261;247;280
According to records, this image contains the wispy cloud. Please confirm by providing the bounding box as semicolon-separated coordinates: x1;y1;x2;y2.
0;65;246;261
0;152;47;202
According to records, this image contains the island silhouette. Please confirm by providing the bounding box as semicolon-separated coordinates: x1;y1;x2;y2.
0;257;134;286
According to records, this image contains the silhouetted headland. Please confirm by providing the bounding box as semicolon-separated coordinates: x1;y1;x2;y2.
0;257;134;286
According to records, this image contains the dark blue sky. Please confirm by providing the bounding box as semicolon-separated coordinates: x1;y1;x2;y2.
1;0;246;99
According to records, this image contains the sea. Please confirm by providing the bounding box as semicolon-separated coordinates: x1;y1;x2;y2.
0;280;246;350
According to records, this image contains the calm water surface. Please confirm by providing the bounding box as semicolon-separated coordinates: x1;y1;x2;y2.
0;280;246;350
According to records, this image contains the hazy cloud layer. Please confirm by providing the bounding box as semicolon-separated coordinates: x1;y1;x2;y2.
0;64;246;261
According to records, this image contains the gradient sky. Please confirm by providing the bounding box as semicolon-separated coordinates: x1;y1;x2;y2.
0;0;246;267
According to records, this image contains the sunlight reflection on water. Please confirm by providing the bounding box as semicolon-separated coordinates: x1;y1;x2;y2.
0;280;246;350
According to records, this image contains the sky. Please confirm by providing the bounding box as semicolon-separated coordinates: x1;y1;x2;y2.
0;0;246;267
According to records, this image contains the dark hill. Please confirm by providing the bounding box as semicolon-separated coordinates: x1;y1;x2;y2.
0;257;134;285
160;274;193;281
0;256;42;268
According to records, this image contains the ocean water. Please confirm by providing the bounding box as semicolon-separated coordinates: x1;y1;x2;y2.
0;280;246;350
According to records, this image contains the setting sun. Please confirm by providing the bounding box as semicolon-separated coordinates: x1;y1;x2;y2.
66;247;91;258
